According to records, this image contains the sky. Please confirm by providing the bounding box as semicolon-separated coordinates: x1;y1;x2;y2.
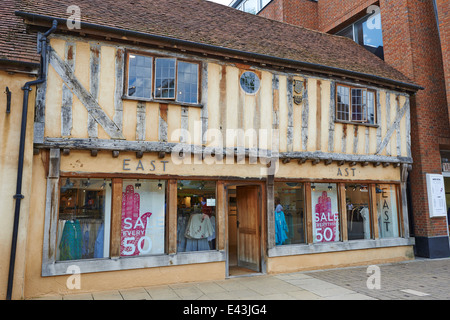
207;0;233;6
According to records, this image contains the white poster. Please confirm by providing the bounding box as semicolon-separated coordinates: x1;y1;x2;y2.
426;174;446;218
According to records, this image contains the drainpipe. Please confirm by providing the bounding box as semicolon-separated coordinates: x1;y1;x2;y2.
6;20;57;301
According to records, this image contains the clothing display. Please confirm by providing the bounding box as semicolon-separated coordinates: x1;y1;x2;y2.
185;213;214;240
177;211;215;252
274;204;288;245
59;220;82;261
58;219;104;261
94;223;104;258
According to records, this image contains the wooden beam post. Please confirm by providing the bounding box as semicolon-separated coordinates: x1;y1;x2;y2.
339;183;348;242
369;184;379;239
167;179;178;254
305;182;313;244
110;178;123;258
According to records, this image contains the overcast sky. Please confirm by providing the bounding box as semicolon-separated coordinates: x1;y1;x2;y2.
207;0;233;6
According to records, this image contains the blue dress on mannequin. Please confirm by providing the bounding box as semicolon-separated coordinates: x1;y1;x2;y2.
275;204;288;245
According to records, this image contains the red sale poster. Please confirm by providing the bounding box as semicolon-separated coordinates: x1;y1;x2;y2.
311;184;340;243
120;184;152;256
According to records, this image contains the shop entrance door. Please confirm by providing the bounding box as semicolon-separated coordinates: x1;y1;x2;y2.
235;185;261;273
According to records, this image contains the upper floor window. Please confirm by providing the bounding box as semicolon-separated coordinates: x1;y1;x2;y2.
336;84;376;125
126;52;200;104
335;7;384;60
236;0;271;14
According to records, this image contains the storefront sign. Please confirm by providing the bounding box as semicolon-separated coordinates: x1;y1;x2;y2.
426;174;446;218
337;167;356;177
122;159;169;172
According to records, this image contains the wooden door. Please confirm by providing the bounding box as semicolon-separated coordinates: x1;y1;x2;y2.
236;186;260;272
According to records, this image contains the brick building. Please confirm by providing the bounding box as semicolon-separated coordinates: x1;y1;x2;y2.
231;0;450;258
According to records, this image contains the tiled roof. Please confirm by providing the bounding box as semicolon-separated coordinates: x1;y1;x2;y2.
0;0;39;64
10;0;417;88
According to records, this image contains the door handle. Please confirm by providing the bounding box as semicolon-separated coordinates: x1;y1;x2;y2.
237;220;240;228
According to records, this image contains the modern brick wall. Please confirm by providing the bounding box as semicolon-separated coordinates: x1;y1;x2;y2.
381;0;448;239
258;0;318;30
258;0;450;242
436;0;450;123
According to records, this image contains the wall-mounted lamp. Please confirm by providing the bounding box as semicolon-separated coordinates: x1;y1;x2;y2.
5;87;11;114
311;184;316;191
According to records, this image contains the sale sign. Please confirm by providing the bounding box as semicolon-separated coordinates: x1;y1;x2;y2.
120;185;153;256
312;185;340;243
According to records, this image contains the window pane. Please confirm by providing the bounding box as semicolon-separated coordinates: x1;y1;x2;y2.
244;0;257;14
351;88;366;122
274;182;306;245
336;25;354;41
311;183;340;243
336;86;350;121
57;178;111;261
120;180;166;256
355;12;384;59
261;0;271;9
177;61;199;104
155;58;176;99
128;54;152;98
376;184;400;238
177;180;216;252
367;91;376;124
345;184;371;240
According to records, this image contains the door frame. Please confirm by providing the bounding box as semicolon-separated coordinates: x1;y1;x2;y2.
224;180;266;277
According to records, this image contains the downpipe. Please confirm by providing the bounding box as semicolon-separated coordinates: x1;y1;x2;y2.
6;20;57;300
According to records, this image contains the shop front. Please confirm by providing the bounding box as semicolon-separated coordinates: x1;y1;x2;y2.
29;147;414;297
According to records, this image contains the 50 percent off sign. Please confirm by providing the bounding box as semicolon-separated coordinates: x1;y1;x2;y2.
314;191;339;242
120;185;153;256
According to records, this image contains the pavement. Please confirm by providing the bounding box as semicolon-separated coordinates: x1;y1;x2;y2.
29;257;450;300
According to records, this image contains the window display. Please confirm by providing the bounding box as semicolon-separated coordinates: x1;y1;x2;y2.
177;180;216;252
311;183;340;243
57;178;111;261
274;182;305;245
345;184;371;240
120;179;166;256
376;184;400;238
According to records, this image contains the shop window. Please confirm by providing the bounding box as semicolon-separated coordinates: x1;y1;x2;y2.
345;184;371;240
57;178;111;261
376;184;400;238
126;52;200;104
336;84;376;125
120;179;167;256
274;182;306;245
177;180;216;252
311;183;340;243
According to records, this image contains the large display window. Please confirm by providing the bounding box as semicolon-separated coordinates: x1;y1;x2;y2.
376;184;400;238
177;180;216;252
274;182;305;245
57;178;111;261
345;184;371;240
